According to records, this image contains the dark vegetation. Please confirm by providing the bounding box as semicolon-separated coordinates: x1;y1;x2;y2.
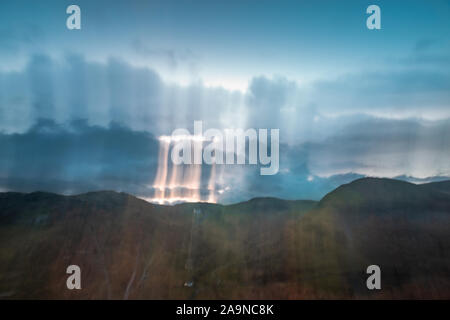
0;178;449;299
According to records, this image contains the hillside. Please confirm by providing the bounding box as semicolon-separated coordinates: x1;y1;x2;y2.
0;178;449;299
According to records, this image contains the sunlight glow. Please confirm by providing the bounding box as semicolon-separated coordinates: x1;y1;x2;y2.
146;136;218;205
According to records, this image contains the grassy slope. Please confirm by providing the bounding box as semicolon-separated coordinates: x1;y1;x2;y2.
0;178;449;299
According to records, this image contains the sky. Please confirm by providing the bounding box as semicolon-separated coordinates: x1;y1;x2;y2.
0;0;449;203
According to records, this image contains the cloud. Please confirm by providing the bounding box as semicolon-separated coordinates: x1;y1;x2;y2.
131;39;198;71
2;53;449;137
0;23;44;55
305;117;450;178
0;54;449;202
312;70;450;117
0;119;159;196
0;53;244;135
0;116;448;203
414;38;437;53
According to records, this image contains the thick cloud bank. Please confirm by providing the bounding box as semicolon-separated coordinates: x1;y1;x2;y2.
0;54;449;202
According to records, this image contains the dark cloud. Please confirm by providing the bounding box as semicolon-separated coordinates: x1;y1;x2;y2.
0;119;159;196
0;116;448;202
246;76;296;127
0;54;449;202
305;117;450;177
0;53;244;135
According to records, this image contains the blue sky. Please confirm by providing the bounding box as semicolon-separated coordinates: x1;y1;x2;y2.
2;0;449;88
0;0;449;202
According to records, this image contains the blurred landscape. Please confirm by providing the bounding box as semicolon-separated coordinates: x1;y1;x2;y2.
0;177;449;299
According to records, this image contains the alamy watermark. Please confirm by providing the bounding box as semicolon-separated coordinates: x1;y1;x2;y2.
66;4;381;31
66;265;81;290
160;121;279;175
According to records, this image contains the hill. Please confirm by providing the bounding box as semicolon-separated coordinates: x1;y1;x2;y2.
0;178;449;299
